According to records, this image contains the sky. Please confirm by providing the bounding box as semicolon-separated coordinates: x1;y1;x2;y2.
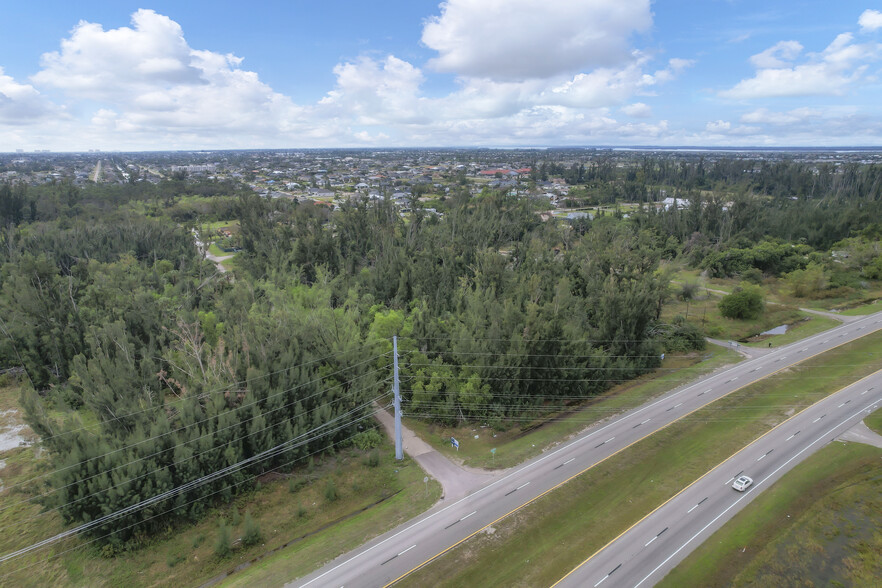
1;1;881;151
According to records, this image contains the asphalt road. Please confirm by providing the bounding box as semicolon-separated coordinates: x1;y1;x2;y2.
553;370;882;588
291;311;882;588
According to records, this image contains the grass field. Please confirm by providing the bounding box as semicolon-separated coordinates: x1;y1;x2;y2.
0;385;440;588
865;406;882;435
403;344;743;470
399;331;882;588
742;314;840;347
660;440;882;588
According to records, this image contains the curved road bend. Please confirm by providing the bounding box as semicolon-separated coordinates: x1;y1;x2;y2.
291;310;882;588
554;371;882;588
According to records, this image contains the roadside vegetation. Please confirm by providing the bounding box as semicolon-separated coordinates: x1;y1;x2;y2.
3;154;882;584
660;439;882;587
400;332;882;587
0;384;440;587
404;343;742;469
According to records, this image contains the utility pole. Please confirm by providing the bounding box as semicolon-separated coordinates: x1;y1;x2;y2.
393;335;402;460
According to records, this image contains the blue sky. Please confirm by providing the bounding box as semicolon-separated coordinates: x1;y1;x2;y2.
1;1;881;150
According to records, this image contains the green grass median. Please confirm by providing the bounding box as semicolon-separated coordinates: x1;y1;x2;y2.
660;440;882;587
399;332;882;588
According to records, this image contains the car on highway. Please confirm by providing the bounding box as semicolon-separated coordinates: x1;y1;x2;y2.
732;475;753;491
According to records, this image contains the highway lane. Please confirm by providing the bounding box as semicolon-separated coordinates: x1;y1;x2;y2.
554;372;882;588
291;310;882;588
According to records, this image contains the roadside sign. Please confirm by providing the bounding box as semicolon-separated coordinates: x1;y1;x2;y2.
451;437;459;450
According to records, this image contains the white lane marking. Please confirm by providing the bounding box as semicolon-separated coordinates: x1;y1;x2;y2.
786;434;794;441
674;403;683;408
517;482;530;490
725;477;735;485
564;458;575;465
813;416;821;423
757;454;766;461
460;511;476;521
605;437;615;444
398;545;416;556
823;339;830;344
644;536;657;547
838;402;845;408
633;402;880;588
687;504;698;513
641;419;651;425
594;574;609;587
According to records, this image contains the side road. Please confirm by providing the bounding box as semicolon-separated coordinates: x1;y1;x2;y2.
374;406;500;501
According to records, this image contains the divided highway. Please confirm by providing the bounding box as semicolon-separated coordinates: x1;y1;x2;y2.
553;369;882;587
292;311;882;588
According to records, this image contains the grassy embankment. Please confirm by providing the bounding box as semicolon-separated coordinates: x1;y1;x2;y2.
399;331;882;588
660;437;882;587
404;344;742;470
0;384;440;587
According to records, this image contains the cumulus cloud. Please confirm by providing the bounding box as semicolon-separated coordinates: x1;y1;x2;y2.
10;7;691;149
29;9;307;143
721;32;880;99
0;67;60;124
749;40;803;68
421;0;652;80
621;102;652;117
859;9;882;32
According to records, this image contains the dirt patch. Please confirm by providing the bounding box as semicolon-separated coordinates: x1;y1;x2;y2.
0;409;34;453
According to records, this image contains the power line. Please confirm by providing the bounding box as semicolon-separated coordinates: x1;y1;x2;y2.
0;409;392;582
1;353;390;498
0;394;389;565
37;345;388;446
0;369;391;527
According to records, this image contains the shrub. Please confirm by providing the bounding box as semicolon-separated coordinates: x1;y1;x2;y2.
324;479;338;502
718;285;764;320
353;429;384;450
214;519;231;558
191;532;205;549
242;511;261;547
363;448;380;468
166;552;186;568
231;507;241;527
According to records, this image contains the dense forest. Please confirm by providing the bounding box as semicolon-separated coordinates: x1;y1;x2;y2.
1;154;881;549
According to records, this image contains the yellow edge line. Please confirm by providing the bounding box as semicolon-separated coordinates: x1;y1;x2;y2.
550;364;882;587
383;320;881;588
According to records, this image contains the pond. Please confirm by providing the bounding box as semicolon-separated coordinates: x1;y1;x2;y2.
761;324;790;336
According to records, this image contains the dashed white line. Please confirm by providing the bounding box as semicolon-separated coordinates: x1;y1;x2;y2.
398;545;416;556
644;536;657;547
687;504;698;513
564;458;575;465
460;511;476;521
517;482;530;491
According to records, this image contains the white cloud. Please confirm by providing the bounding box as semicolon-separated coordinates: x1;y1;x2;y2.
859;9;882;32
706;120;731;132
721;32;880;99
28;9;308;144
0;67;60;124
421;0;652;80
7;8;691;149
749;40;803;68
621;102;652;117
741;107;821;125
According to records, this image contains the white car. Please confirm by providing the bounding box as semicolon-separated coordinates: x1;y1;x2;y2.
732;475;753;491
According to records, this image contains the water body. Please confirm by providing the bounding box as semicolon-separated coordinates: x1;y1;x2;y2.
761;324;790;336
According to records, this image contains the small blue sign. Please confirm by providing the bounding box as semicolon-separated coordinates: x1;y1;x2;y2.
451;436;459;450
